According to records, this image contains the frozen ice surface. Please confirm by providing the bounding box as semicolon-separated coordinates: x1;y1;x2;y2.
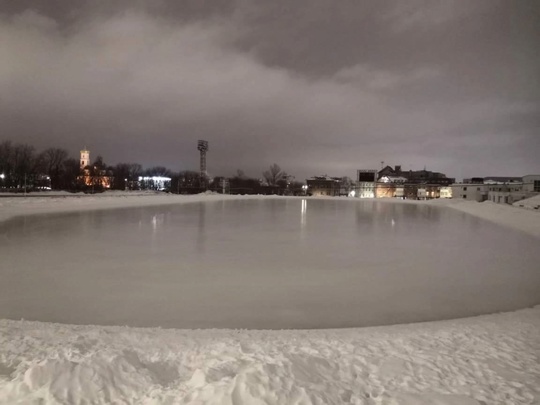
1;198;539;329
0;192;539;404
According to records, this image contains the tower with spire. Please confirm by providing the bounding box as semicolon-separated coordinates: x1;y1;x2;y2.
80;148;90;170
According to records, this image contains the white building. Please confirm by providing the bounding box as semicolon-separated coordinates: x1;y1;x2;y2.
522;175;540;193
488;175;540;204
453;175;540;204
451;183;489;202
138;176;171;191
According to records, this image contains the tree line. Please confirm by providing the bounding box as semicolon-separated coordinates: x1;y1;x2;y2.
0;140;303;195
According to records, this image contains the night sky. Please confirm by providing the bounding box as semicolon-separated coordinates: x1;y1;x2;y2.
1;0;539;181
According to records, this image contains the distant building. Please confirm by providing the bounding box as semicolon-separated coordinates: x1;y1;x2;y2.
306;176;342;196
78;149;113;190
523;175;540;193
356;170;377;198
487;175;540;204
378;165;455;186
453;175;540;204
451;183;489;202
483;176;521;184
362;165;455;199
138;176;171;191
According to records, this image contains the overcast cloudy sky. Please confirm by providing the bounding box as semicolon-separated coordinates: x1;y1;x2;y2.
1;0;538;180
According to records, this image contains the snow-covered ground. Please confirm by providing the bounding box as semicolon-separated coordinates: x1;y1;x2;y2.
513;194;540;211
1;192;539;405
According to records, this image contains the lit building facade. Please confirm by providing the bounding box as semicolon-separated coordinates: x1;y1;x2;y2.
78;148;113;190
306;176;342;196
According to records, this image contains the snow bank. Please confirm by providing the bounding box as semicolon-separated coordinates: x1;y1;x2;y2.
513;194;540;211
1;192;539;404
0;191;259;225
1;307;539;404
427;197;540;239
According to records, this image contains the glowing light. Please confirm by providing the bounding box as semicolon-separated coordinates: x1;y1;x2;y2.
138;176;171;191
138;176;172;182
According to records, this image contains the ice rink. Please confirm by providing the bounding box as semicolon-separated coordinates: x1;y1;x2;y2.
2;197;539;329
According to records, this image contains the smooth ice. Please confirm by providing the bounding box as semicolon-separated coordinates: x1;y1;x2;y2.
1;198;539;329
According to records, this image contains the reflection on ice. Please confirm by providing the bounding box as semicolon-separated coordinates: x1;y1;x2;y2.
301;199;307;227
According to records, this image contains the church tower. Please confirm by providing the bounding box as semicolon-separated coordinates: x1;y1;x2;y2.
80;148;90;170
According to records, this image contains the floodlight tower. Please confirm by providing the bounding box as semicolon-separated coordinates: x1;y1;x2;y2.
197;140;209;189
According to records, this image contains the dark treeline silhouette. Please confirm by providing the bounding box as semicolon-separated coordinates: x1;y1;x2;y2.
0;141;79;191
0;140;302;195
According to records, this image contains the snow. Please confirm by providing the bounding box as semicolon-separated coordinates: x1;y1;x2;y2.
1;192;539;405
429;196;540;239
513;194;540;212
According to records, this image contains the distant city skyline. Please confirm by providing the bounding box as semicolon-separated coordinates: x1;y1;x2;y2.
1;0;539;181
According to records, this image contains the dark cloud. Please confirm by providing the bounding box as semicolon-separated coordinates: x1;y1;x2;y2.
1;0;539;180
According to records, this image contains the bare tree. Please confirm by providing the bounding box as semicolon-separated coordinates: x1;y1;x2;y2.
12;144;36;189
0;141;13;187
341;176;355;195
128;163;143;181
112;163;131;190
92;155;106;170
263;163;287;186
38;148;68;189
60;158;80;190
145;166;172;178
113;163;144;190
175;170;201;193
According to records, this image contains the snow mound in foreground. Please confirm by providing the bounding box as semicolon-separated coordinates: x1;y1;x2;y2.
1;306;539;405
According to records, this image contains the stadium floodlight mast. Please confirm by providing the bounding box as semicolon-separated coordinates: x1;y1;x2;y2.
197;140;209;189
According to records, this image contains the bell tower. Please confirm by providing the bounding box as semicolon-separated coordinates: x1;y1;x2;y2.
80;148;90;170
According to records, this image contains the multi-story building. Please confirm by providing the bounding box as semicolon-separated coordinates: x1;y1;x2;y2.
453;175;540;204
366;165;455;199
487;175;540;204
451;181;489;202
356;170;377;198
306;176;342;197
522;175;540;193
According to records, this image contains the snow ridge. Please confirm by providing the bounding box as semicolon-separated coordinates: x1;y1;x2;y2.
1;307;539;405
